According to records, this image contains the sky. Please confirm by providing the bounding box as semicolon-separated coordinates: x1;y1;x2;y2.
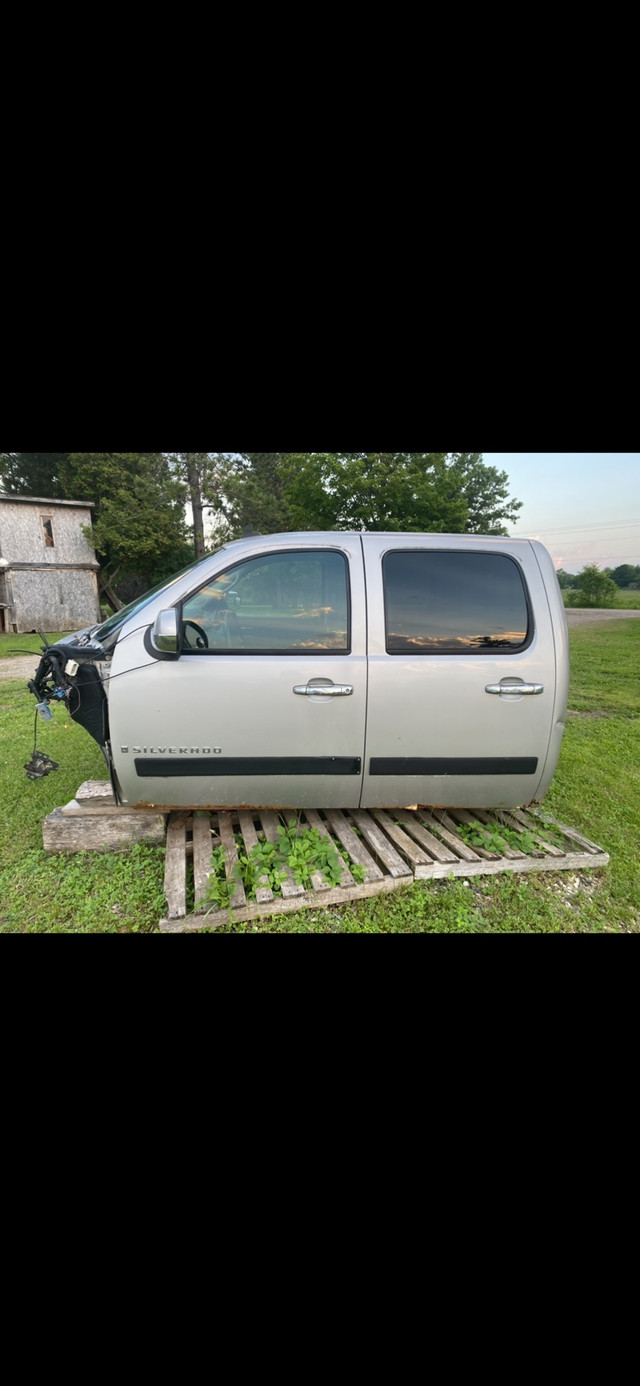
484;453;640;573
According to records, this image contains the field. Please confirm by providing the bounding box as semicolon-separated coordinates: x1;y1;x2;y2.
0;620;638;933
562;589;640;609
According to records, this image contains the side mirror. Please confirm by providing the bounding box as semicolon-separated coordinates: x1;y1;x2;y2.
151;609;180;655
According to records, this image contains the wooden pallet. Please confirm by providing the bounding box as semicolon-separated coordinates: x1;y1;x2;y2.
158;805;609;932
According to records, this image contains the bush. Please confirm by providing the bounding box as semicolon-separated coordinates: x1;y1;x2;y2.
568;565;618;608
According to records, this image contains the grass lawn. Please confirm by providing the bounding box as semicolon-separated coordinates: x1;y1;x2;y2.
0;632;74;658
0;620;638;933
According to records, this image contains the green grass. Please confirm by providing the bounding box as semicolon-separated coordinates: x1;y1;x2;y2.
1;619;638;933
566;617;640;717
0;632;71;658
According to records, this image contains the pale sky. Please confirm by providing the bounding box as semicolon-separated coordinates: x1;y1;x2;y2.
484;453;640;573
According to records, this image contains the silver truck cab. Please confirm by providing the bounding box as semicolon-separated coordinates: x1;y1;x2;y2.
34;532;569;811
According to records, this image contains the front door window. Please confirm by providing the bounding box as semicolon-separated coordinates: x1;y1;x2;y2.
181;549;350;654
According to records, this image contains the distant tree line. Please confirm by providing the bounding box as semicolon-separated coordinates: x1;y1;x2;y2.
0;451;522;605
557;564;640;590
556;563;640;609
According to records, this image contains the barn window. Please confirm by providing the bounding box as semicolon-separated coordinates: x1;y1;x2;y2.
41;516;55;548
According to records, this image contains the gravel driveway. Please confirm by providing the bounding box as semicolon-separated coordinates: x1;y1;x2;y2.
564;608;640;626
0;655;41;681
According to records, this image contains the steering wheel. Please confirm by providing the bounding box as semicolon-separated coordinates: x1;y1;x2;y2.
183;620;209;650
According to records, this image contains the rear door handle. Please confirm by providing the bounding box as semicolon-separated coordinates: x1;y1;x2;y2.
293;684;354;697
485;683;543;695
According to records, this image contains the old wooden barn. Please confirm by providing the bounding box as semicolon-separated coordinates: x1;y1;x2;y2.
0;493;100;633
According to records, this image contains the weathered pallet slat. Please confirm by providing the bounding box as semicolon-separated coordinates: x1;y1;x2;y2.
193;812;215;908
531;808;603;855
218;813;247;910
238;812;274;903
157;802;610;930
259;811;305;897
419;810;482;862
393;811;459;864
349;809;412;878
470;810;529;859
370;810;433;876
324;809;383;882
508;808;566;856
304;809;355;885
164;812;189;919
447;810;503;860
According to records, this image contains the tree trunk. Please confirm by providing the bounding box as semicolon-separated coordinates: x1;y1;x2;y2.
186;453;206;559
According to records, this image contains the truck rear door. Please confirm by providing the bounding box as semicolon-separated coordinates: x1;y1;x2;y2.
361;535;556;809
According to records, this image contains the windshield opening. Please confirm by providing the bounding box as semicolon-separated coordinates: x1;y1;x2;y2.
93;549;223;642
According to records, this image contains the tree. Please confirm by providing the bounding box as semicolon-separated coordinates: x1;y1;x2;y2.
277;452;521;534
555;569;577;589
568;564;618;608
0;452;69;497
64;453;190;607
612;564;640;588
448;453;523;534
225;452;292;535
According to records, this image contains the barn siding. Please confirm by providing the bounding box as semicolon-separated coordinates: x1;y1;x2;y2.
0;500;95;565
11;568;100;633
0;495;100;633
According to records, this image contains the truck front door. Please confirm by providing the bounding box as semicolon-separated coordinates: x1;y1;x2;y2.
109;539;367;810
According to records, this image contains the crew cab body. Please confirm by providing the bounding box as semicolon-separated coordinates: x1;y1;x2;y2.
54;531;569;811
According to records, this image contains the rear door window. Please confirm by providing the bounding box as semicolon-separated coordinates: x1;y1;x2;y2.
383;550;530;654
181;549;350;653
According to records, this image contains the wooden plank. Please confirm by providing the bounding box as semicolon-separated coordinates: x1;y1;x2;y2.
349;809;412;877
59;801;158;817
419;810;482;862
499;809;565;857
370;810;433;872
76;779;115;805
324;809;383;882
43;807;166;853
304;810;355;885
164;812;189;918
258;811;305;897
471;810;528;859
217;812;247;909
161;871;413;930
447;810;503;860
193;811;215;909
393;810;459;864
310;870;331;893
238;812;274;903
530;808;604;855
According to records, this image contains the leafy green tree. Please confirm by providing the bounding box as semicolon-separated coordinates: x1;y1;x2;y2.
225;452;291;535
64;453;190;606
448;452;523;534
569;564;618;608
612;564;640;588
555;569;576;589
277;452;520;534
0;452;69;497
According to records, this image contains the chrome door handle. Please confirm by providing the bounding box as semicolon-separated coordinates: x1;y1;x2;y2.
293;684;354;697
485;683;543;695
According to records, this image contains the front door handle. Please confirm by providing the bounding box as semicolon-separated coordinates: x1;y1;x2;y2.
293;684;354;697
485;683;543;695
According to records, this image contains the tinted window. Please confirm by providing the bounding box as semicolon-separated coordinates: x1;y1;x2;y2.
182;550;349;653
383;551;529;654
